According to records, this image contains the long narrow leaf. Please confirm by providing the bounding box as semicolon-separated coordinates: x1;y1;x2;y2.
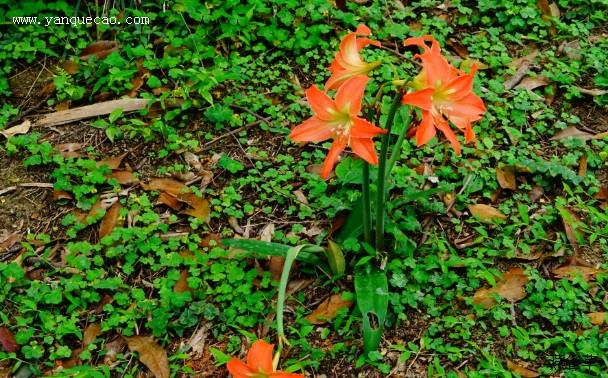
221;239;323;265
355;270;389;354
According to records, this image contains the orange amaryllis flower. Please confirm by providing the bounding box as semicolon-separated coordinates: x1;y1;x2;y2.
290;75;386;179
401;35;486;155
227;339;303;378
325;24;381;91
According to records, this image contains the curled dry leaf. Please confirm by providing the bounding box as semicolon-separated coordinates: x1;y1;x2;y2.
496;167;517;190
553;264;605;282
587;312;607;325
514;76;550;91
529;185;544;202
1;120;31;138
550;126;594;141
108;170;138;185
61;60;80;75
575;87;608;96
141;178;187;197
99;152;128;170
173;269;192;293
182;152;203;172
294;190;309;205
158;192;182;211
80;41;119;60
0;327;19;353
55;143;83;158
305;293;353;324
124;336;170;378
99;202;123;238
228;217;244;234
83;323;102;347
53;190;73;201
178;192;210;222
104;337;126;364
473;267;529;309
468;204;508;223
506;360;539;378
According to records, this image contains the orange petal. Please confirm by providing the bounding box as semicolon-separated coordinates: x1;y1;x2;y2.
290;117;335;143
350;137;379;165
350;117;385;138
464;122;475;142
321;138;347;179
418;48;453;88
442;93;486;119
227;358;256;378
355;24;372;35
443;65;477;101
306;85;336;120
335;76;368;115
356;37;381;51
246;340;274;374
337;33;364;69
416;111;436;147
402;88;434;110
403;35;437;53
325;70;354;91
270;372;305;378
435;119;461;155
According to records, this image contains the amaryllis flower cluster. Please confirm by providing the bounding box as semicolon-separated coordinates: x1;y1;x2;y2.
402;36;486;154
290;24;384;179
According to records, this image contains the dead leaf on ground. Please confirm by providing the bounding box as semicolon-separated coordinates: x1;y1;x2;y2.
141;178;187;197
294;190;309;205
505;50;539;90
514;76;550;91
178;192;210;222
99;152;128;170
506;359;539;378
104;337;126;364
557;40;582;60
553;264;605;282
99;202;123;238
228;217;244;234
468;204;508;223
0;327;19;353
578;154;588;176
286;278;315;298
305;293;354;324
511;247;543;260
124;336;169;378
560;207;583;253
529;185;545;202
61;60;80;75
496;167;517;190
80;41;119;60
108;170;138;185
575;87;608;96
550;126;594;141
473;268;529;309
1;120;31;138
183;152;203;172
55;143;83;158
83;323;102;347
55;101;71;111
173;269;192;293
587;312;607;325
157;192;182;211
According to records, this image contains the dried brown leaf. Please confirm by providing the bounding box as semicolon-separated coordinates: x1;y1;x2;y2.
141;178;187;197
55;101;71;111
83;323;101;347
178;192;210;222
294;190;309;205
575;87;608;96
269;256;285;282
550;126;594;141
506;359;539;378
183;152;203;172
61;60;80;75
473;268;529;308
529;185;545;202
55;143;83;158
99;152;128;170
157;192;182;211
108;170;138;185
496;167;517;190
468;204;507;223
553;265;605;282
124;336;169;378
52;190;73;201
587;312;607;325
173;269;192;293
305;293;353;324
80;41;119;60
0;327;18;353
1;120;31;138
99;202;123;238
514;76;550;91
578;154;587;176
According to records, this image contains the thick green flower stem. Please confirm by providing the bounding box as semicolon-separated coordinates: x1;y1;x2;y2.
375;91;403;252
361;163;372;245
386;108;412;176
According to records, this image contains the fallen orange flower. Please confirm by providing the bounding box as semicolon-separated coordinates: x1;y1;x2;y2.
325;24;381;91
401;35;485;154
227;339;303;378
290;75;386;179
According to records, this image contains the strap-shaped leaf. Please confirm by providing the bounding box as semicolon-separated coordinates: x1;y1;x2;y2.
355;270;389;354
221;239;323;265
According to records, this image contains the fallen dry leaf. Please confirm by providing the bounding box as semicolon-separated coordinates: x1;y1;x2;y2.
0;327;19;353
104;337;126;364
108;170;138;185
178;192;210;222
55;143;83;158
99;202;123;238
83;323;102;347
553;264;605;282
550;126;594;141
506;359;539;378
99;152;128;170
294;190;309;205
560;207;583;253
53;190;73;201
529;185;545;202
124;336;169;378
496;167;517;190
80;41;119;60
575;87;608;96
514;76;550;91
55;101;71;111
473;268;529;308
61;60;80;74
305;293;353;324
183;152;203;172
578;154;588;176
157;192;182;211
173;269;192;293
141;178;187;197
505;50;539;90
587;312;607;325
468;204;508;223
1;120;31;138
